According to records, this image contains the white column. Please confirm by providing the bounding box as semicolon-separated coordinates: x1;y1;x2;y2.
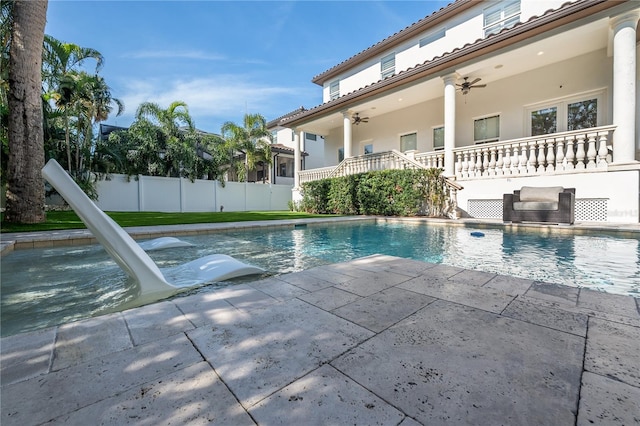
611;12;640;163
442;73;458;176
293;128;301;189
343;111;353;159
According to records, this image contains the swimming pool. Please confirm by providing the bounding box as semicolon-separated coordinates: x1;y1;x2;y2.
1;221;639;337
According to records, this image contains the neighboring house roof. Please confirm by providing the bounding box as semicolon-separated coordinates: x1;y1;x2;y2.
267;106;307;129
99;124;128;141
271;144;308;156
282;0;621;128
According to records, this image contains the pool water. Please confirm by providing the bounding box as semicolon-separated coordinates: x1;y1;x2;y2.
1;222;639;337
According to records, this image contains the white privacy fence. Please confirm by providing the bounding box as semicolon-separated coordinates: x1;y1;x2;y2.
94;174;293;212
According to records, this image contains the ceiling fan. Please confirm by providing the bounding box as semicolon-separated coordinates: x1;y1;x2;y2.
457;77;486;95
352;113;369;125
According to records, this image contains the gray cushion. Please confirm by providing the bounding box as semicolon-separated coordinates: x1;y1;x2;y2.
513;201;559;211
519;186;564;202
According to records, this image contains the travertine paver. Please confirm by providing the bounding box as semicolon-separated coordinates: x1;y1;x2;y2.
584;317;640;387
332;287;435;332
123;300;194;346
449;269;496;286
305;266;358;284
0;327;55;386
483;274;534;295
334;269;412;297
1;334;202;426
48;362;255;425
382;257;437;277
332;299;585;426
249;364;405;425
577;288;640;318
187;298;374;408
215;283;280;312
277;270;335;292
173;291;245;327
577;371;640;426
248;277;309;301
398;274;515;314
525;282;580;305
502;297;588;337
298;286;362;311
53;313;132;370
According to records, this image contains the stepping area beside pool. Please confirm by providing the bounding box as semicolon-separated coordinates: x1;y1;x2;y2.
2;253;639;425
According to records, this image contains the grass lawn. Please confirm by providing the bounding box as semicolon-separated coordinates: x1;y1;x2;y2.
1;211;335;233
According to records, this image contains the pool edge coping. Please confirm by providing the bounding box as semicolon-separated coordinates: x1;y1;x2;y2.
2;215;640;255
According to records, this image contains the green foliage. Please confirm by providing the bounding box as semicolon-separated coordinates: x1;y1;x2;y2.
328;174;359;215
300;168;450;217
298;178;332;214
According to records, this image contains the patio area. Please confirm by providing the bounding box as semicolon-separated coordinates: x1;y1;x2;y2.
2;251;638;425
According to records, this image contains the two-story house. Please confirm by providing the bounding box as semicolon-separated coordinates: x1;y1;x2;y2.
275;0;640;223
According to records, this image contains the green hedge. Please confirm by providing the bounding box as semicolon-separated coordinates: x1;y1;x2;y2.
299;168;449;217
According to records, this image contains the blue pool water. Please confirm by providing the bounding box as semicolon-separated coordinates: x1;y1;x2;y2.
1;221;639;337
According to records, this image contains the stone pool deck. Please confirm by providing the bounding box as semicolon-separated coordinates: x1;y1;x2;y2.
2;251;639;425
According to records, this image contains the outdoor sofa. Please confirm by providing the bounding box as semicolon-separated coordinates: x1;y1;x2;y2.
503;186;575;225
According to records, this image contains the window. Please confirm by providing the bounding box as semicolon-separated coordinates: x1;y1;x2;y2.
271;130;277;143
419;28;445;47
527;94;601;136
277;157;294;178
338;148;344;163
364;144;373;155
305;132;317;141
474;115;500;144
531;107;557;136
484;0;520;37
381;53;395;79
329;80;340;101
568;98;598;130
433;126;444;150
400;132;417;152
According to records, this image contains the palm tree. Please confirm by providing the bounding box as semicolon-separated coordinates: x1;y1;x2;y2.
221;113;273;182
43;35;103;172
70;72;123;173
5;0;48;223
134;101;195;177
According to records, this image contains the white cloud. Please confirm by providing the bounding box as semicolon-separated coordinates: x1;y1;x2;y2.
115;75;315;131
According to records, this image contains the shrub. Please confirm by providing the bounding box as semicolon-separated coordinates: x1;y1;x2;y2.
300;168;449;217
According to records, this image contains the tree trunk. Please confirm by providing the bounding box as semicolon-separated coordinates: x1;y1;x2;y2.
6;0;48;223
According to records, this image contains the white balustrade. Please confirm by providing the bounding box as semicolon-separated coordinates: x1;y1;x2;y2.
452;125;615;179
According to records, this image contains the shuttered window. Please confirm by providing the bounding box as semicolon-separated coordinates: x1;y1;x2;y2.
381;53;395;79
329;80;340;100
483;1;520;37
420;28;446;47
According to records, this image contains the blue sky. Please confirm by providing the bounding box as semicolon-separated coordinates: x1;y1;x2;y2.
46;1;449;133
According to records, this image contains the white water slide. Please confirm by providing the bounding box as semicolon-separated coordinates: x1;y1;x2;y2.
42;159;264;307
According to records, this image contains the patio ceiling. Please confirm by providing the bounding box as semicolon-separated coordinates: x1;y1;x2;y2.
292;13;613;137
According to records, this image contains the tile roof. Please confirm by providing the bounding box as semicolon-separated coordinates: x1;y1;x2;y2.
311;0;474;85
